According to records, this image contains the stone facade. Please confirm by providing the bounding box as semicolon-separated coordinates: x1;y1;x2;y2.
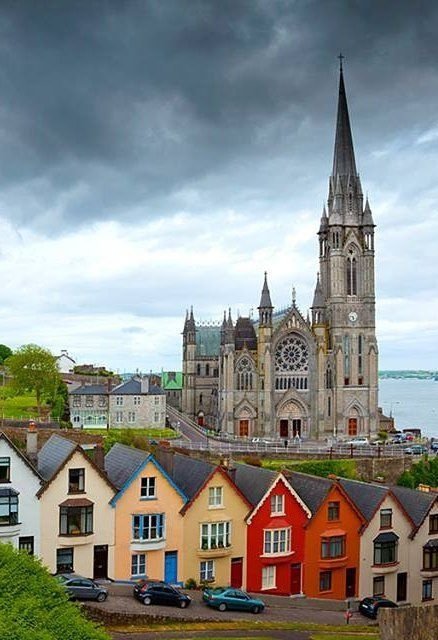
182;66;379;441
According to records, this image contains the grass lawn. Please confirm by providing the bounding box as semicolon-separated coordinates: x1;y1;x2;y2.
85;427;178;439
0;389;39;419
261;458;357;479
311;635;379;640
107;621;377;634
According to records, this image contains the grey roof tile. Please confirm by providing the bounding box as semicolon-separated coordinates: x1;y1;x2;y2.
70;384;107;395
37;434;77;481
283;471;332;514
339;478;388;522
391;485;436;528
155;449;215;501
195;326;221;357
104;443;149;489
110;378;165;395
233;463;277;506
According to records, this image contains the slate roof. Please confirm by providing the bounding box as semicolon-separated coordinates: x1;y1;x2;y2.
391;485;437;529
233;462;277;506
339;478;388;522
155;449;215;501
70;384;107;396
37;434;77;481
104;443;149;489
195;325;221;357
234;318;257;351
283;471;332;515
0;431;43;481
110;378;165;395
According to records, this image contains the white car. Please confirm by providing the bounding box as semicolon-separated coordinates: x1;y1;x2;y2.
251;437;271;445
345;436;369;446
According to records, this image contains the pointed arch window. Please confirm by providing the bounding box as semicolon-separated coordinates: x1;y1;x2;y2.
346;249;358;295
236;357;254;391
343;335;350;385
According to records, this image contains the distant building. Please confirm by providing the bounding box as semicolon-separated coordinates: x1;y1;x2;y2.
69;384;109;429
162;371;183;411
56;350;76;374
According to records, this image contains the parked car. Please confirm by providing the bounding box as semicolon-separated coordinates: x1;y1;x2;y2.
251;437;270;445
390;435;405;444
358;596;398;619
405;444;427;455
133;580;191;608
203;587;265;613
430;441;438;452
56;574;108;602
345;436;369;446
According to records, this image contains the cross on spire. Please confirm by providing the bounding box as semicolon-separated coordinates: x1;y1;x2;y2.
338;52;344;71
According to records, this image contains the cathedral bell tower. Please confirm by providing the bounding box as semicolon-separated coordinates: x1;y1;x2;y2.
314;58;378;437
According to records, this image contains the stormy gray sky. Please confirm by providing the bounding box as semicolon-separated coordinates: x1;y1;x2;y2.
0;0;437;372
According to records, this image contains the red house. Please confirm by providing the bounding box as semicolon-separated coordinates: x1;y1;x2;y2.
234;464;311;595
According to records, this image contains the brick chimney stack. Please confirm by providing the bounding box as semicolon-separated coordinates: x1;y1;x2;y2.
26;421;38;465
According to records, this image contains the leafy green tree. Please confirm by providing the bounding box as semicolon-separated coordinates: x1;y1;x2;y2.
398;456;438;489
4;344;61;416
0;344;12;365
0;544;109;640
50;381;71;423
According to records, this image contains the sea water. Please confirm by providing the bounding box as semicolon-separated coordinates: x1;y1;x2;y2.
379;378;438;438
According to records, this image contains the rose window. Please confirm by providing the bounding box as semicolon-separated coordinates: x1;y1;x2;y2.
275;335;309;373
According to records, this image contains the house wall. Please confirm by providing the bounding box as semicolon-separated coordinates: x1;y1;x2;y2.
0;439;41;555
358;494;411;603
113;459;185;582
182;470;249;587
109;394;166;428
303;484;362;599
69;394;108;428
246;476;309;595
39;450;115;577
409;500;438;605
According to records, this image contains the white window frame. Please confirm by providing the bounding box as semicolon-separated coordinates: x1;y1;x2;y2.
131;553;146;577
263;527;291;555
115;411;123;424
128;411;136;423
154;412;159;422
133;396;141;406
116;396;123;406
154;396;160;405
208;486;223;508
200;560;215;582
141;477;156;499
270;494;285;516
262;565;276;590
200;521;231;550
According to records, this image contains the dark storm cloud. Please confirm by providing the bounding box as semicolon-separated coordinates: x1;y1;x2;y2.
1;0;438;231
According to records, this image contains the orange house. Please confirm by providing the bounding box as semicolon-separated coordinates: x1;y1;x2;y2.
303;479;365;600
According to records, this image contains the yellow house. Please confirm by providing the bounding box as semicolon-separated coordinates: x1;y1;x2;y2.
37;435;116;578
105;444;187;582
156;450;252;588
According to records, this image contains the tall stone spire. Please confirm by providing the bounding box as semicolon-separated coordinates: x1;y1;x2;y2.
259;271;273;308
332;58;357;178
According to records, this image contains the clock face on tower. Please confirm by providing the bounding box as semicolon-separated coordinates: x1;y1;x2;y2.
348;311;358;323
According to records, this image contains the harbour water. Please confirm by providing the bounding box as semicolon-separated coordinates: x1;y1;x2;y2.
379;378;438;438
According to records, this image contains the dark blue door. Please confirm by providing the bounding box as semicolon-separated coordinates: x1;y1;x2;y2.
164;551;178;584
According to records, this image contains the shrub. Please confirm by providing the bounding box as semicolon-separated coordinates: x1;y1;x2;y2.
184;578;197;590
263;458;357;479
241;455;262;467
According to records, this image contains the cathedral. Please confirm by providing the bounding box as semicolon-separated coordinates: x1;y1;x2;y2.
182;64;378;441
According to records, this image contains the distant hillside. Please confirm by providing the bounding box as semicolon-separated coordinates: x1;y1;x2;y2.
379;370;437;380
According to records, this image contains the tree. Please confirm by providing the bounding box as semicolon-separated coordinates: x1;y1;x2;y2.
4;344;61;416
0;344;12;365
398;456;438;489
0;544;109;640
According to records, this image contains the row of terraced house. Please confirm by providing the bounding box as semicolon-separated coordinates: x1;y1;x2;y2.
1;428;437;606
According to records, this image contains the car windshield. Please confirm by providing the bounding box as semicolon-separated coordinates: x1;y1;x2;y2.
55;575;69;584
209;587;226;594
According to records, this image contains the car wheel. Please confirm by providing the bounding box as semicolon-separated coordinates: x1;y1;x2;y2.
179;600;188;609
218;603;227;612
96;592;107;602
252;605;260;614
143;596;152;605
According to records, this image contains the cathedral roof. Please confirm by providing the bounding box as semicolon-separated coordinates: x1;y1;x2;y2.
234;317;257;351
332;65;357;178
195;325;221;356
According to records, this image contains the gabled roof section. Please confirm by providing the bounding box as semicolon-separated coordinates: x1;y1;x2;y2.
37;434;77;481
283;471;332;515
105;443;149;489
155;449;215;502
110;378;165;395
332;66;357;177
233;462;277;507
246;472;312;524
339;478;388;523
0;431;43;482
390;485;437;532
162;371;183;390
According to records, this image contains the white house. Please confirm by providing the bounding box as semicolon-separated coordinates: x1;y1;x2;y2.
0;430;43;556
56;350;76;374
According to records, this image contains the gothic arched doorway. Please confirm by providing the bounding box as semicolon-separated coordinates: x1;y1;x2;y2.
277;400;308;439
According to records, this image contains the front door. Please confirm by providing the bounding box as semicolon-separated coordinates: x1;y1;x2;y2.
164;551;178;584
290;563;301;595
239;420;249;437
280;419;289;438
230;557;243;588
93;545;108;579
197;414;204;427
397;572;407;602
348;418;358;436
292;419;301;438
345;568;356;598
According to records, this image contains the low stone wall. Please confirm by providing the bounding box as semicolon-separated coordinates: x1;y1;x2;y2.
82;604;215;626
379;603;437;640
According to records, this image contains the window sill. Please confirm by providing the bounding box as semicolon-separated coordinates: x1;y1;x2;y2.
208;505;224;510
0;480;11;484
59;532;94;537
68;490;86;495
422;597;434;602
140;497;157;501
260;584;277;591
270;512;286;517
371;562;399;574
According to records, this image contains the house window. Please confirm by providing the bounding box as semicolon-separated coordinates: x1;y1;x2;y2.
72;396;81;407
56;547;73;573
380;509;393;529
154;396;160;405
128;411;136;423
374;538;398;565
263;528;291;555
0;457;10;483
373;576;385;596
422;579;433;602
0;489;18;525
19;536;34;555
429;514;438;534
140;477;156;499
319;571;332;592
270;494;285;515
200;521;230;550
59;505;93;535
262;565;276;590
423;545;438;571
116;396;123;406
134;396;141;406
321;536;345;559
154;412;159;422
132;514;165;541
131;553;146;577
85;395;93;407
328;501;340;521
115;411;123;423
208;486;223;508
196;363;201;376
68;468;85;493
98;395;106;407
200;560;215;582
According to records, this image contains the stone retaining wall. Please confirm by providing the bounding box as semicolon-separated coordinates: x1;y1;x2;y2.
379;604;437;640
82;604;214;626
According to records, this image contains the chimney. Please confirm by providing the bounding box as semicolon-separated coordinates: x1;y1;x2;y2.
155;447;174;477
220;457;236;483
26;421;38;465
140;375;149;394
93;444;105;470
